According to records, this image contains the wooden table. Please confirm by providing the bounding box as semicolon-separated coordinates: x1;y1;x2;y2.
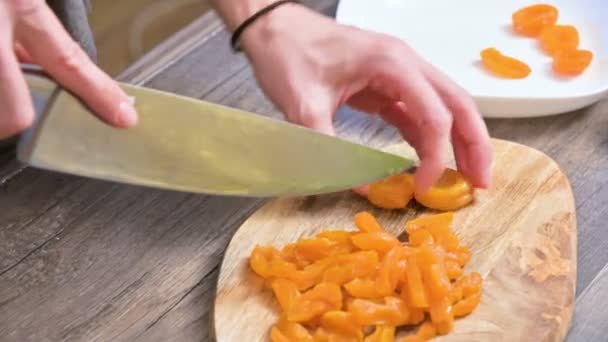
0;1;606;341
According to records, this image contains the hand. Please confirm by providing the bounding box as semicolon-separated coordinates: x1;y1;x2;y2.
0;0;137;139
238;4;492;194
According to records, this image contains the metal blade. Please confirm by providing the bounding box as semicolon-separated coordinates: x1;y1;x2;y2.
18;69;414;197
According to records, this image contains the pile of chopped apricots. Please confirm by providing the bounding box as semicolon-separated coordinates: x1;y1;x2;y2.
249;169;482;341
481;3;593;78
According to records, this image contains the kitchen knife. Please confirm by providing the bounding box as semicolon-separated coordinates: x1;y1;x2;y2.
17;65;415;197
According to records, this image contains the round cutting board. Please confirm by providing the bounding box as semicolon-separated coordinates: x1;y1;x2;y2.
213;139;576;341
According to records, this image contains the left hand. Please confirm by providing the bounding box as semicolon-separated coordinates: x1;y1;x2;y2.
238;4;492;194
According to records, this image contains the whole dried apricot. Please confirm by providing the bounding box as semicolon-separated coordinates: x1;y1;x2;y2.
552;49;593;76
539;24;579;56
512;4;559;37
480;48;531;79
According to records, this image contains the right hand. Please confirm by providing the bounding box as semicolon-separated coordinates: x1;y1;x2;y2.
0;0;138;139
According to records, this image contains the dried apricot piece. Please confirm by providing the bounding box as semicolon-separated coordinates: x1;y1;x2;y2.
272;316;314;342
512;4;559;37
287;282;343;322
414;168;475;211
480;47;531;79
375;246;407;296
344;278;382;299
398;320;436;342
351;231;400;254
446;246;471;267
445;260;464;280
404;253;429;308
250;245;281;278
407;212;458;251
539;24;579;56
322;251;379;285
319;311;364;339
271;279;300;312
453;291;482;318
364;325;396;342
347;297;410;326
553;49;593;76
354;211;384;233
408;228;434;246
455;272;483;297
367;173;415;209
294;238;341;263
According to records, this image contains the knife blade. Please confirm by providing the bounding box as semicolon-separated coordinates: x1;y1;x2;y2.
17;65;415;197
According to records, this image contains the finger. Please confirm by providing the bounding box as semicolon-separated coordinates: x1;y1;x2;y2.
419;60;492;188
367;43;451;194
0;29;35;138
347;88;391;114
14;41;33;63
379;102;420;147
14;1;137;127
352;185;369;197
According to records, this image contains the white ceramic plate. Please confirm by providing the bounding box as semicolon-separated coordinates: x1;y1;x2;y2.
336;0;608;118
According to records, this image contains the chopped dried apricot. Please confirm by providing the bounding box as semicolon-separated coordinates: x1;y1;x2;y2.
249;211;483;341
367;173;415;209
354;211;384;233
480;47;532;79
348;297;410;326
398;320;436;342
351;231;400;254
552;49;593;76
319;311;363;339
539;24;579;56
287;282;343;322
512;4;559;37
453;291;482;317
271;316;314;342
344;278;382;299
364;325;395;342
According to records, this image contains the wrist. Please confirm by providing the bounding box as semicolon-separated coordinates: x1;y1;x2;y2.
213;0;304;52
212;0;277;31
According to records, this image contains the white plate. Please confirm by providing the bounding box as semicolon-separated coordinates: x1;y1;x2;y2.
336;0;608;118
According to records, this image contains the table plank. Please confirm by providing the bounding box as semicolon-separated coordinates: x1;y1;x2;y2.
567;263;608;341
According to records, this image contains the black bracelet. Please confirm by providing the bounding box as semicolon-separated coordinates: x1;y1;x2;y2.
230;0;301;52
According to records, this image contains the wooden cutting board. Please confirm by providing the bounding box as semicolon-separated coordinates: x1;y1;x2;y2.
213;138;577;342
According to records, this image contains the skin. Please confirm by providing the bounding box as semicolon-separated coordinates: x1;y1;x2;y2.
0;0;492;194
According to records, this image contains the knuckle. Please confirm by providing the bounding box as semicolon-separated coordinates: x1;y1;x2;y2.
452;92;479;115
11;0;44;16
421;113;452;136
55;41;87;73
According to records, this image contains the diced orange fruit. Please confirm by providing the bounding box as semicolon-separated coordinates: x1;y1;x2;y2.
248;211;482;340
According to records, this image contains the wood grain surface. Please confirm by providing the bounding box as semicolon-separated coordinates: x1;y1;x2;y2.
0;0;606;340
214;139;577;342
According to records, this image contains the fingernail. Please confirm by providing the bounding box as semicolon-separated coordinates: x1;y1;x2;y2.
119;96;138;126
